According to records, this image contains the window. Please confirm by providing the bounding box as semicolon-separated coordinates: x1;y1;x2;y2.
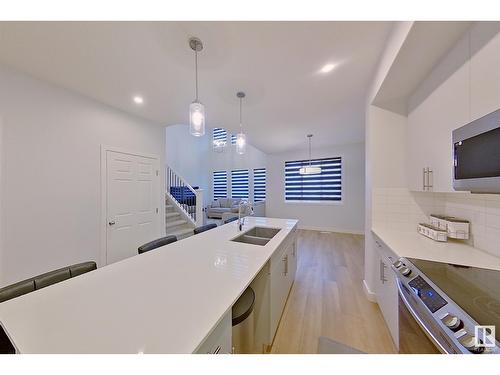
284;157;342;202
213;171;227;199
253;168;266;202
231;169;249;199
213;128;227;148
231;134;237;145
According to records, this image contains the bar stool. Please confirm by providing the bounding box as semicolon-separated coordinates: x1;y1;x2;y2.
138;235;177;254
193;223;217;235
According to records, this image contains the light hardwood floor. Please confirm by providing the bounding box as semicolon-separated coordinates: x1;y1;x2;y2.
271;230;397;354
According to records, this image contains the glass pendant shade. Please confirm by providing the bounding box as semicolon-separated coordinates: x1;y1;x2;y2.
189;101;205;137
299;134;322;175
299;166;322;175
235;132;246;154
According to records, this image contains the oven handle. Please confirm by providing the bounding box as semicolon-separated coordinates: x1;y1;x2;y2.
397;278;449;354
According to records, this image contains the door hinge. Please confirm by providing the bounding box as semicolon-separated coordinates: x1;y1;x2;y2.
156;170;159;176
156;208;159;214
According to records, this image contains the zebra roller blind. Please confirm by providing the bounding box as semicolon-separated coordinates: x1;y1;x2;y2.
213;128;227;144
284;157;342;201
231;169;249;199
213;171;227;199
253;168;266;202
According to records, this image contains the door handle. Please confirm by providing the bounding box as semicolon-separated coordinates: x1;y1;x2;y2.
108;221;116;226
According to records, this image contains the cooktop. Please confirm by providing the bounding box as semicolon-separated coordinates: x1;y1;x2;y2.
408;257;500;342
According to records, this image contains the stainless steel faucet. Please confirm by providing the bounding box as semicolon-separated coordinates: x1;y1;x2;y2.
238;201;254;231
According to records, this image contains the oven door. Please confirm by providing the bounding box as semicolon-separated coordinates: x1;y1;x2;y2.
397;279;443;354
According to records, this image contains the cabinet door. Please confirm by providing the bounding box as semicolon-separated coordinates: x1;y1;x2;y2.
470;24;500;121
375;250;399;348
270;247;290;339
407;48;469;193
289;241;297;283
194;310;232;354
407;107;430;192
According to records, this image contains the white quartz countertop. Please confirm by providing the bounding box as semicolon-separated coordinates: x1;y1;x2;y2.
372;226;500;271
0;217;298;353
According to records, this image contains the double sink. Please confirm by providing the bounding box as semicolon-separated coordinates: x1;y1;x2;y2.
231;227;281;246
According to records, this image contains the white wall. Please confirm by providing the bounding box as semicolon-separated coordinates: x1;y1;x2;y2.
165;124;211;192
0;65;165;287
165;125;267;203
365;106;407;295
209;139;267;203
266;143;365;233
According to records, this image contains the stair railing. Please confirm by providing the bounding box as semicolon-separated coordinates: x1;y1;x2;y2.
166;165;203;227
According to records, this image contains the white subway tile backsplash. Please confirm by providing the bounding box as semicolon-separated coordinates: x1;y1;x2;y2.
372;188;500;258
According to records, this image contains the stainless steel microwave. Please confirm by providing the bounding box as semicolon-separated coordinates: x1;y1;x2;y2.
453;108;500;193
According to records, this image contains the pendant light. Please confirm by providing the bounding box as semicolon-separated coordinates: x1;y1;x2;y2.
299;134;322;175
189;37;205;137
235;91;247;155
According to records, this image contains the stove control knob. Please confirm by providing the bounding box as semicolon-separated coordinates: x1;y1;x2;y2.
400;266;412;277
459;334;485;354
441;314;463;331
393;260;403;268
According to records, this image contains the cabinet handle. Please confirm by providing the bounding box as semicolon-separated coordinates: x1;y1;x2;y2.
283;255;288;276
428;168;433;190
380;260;387;284
292;245;296;257
422;167;428;191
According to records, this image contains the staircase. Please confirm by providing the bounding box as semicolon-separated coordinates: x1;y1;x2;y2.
165;165;204;240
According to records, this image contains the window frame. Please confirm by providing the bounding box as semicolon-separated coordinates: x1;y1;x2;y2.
231;169;249;200
283;156;343;205
212;170;228;200
253;168;266;203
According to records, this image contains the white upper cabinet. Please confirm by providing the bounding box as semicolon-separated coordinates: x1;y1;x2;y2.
470;24;500;121
407;24;500;194
407;35;470;193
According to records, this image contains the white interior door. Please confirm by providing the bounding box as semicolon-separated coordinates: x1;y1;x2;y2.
106;150;160;265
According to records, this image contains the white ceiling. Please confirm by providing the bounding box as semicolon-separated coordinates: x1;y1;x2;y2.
0;21;393;153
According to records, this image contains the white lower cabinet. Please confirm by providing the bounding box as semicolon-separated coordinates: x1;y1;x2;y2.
270;244;291;337
195;310;232;354
252;227;298;351
373;236;399;349
270;228;298;339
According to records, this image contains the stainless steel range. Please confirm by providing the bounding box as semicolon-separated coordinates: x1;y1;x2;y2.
394;257;500;354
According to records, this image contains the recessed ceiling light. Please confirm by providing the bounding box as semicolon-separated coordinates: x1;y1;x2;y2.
320;63;335;74
133;95;144;105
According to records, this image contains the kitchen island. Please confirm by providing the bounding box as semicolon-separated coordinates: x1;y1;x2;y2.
0;217;298;353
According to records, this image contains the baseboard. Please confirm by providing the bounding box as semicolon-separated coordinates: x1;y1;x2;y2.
297;225;364;235
362;279;377;303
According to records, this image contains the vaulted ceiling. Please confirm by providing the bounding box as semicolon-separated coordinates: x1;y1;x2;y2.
0;21;393;153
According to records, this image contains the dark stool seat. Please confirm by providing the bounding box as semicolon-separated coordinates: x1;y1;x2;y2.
138;235;177;254
232;287;255;326
0;261;97;303
193;223;217;235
